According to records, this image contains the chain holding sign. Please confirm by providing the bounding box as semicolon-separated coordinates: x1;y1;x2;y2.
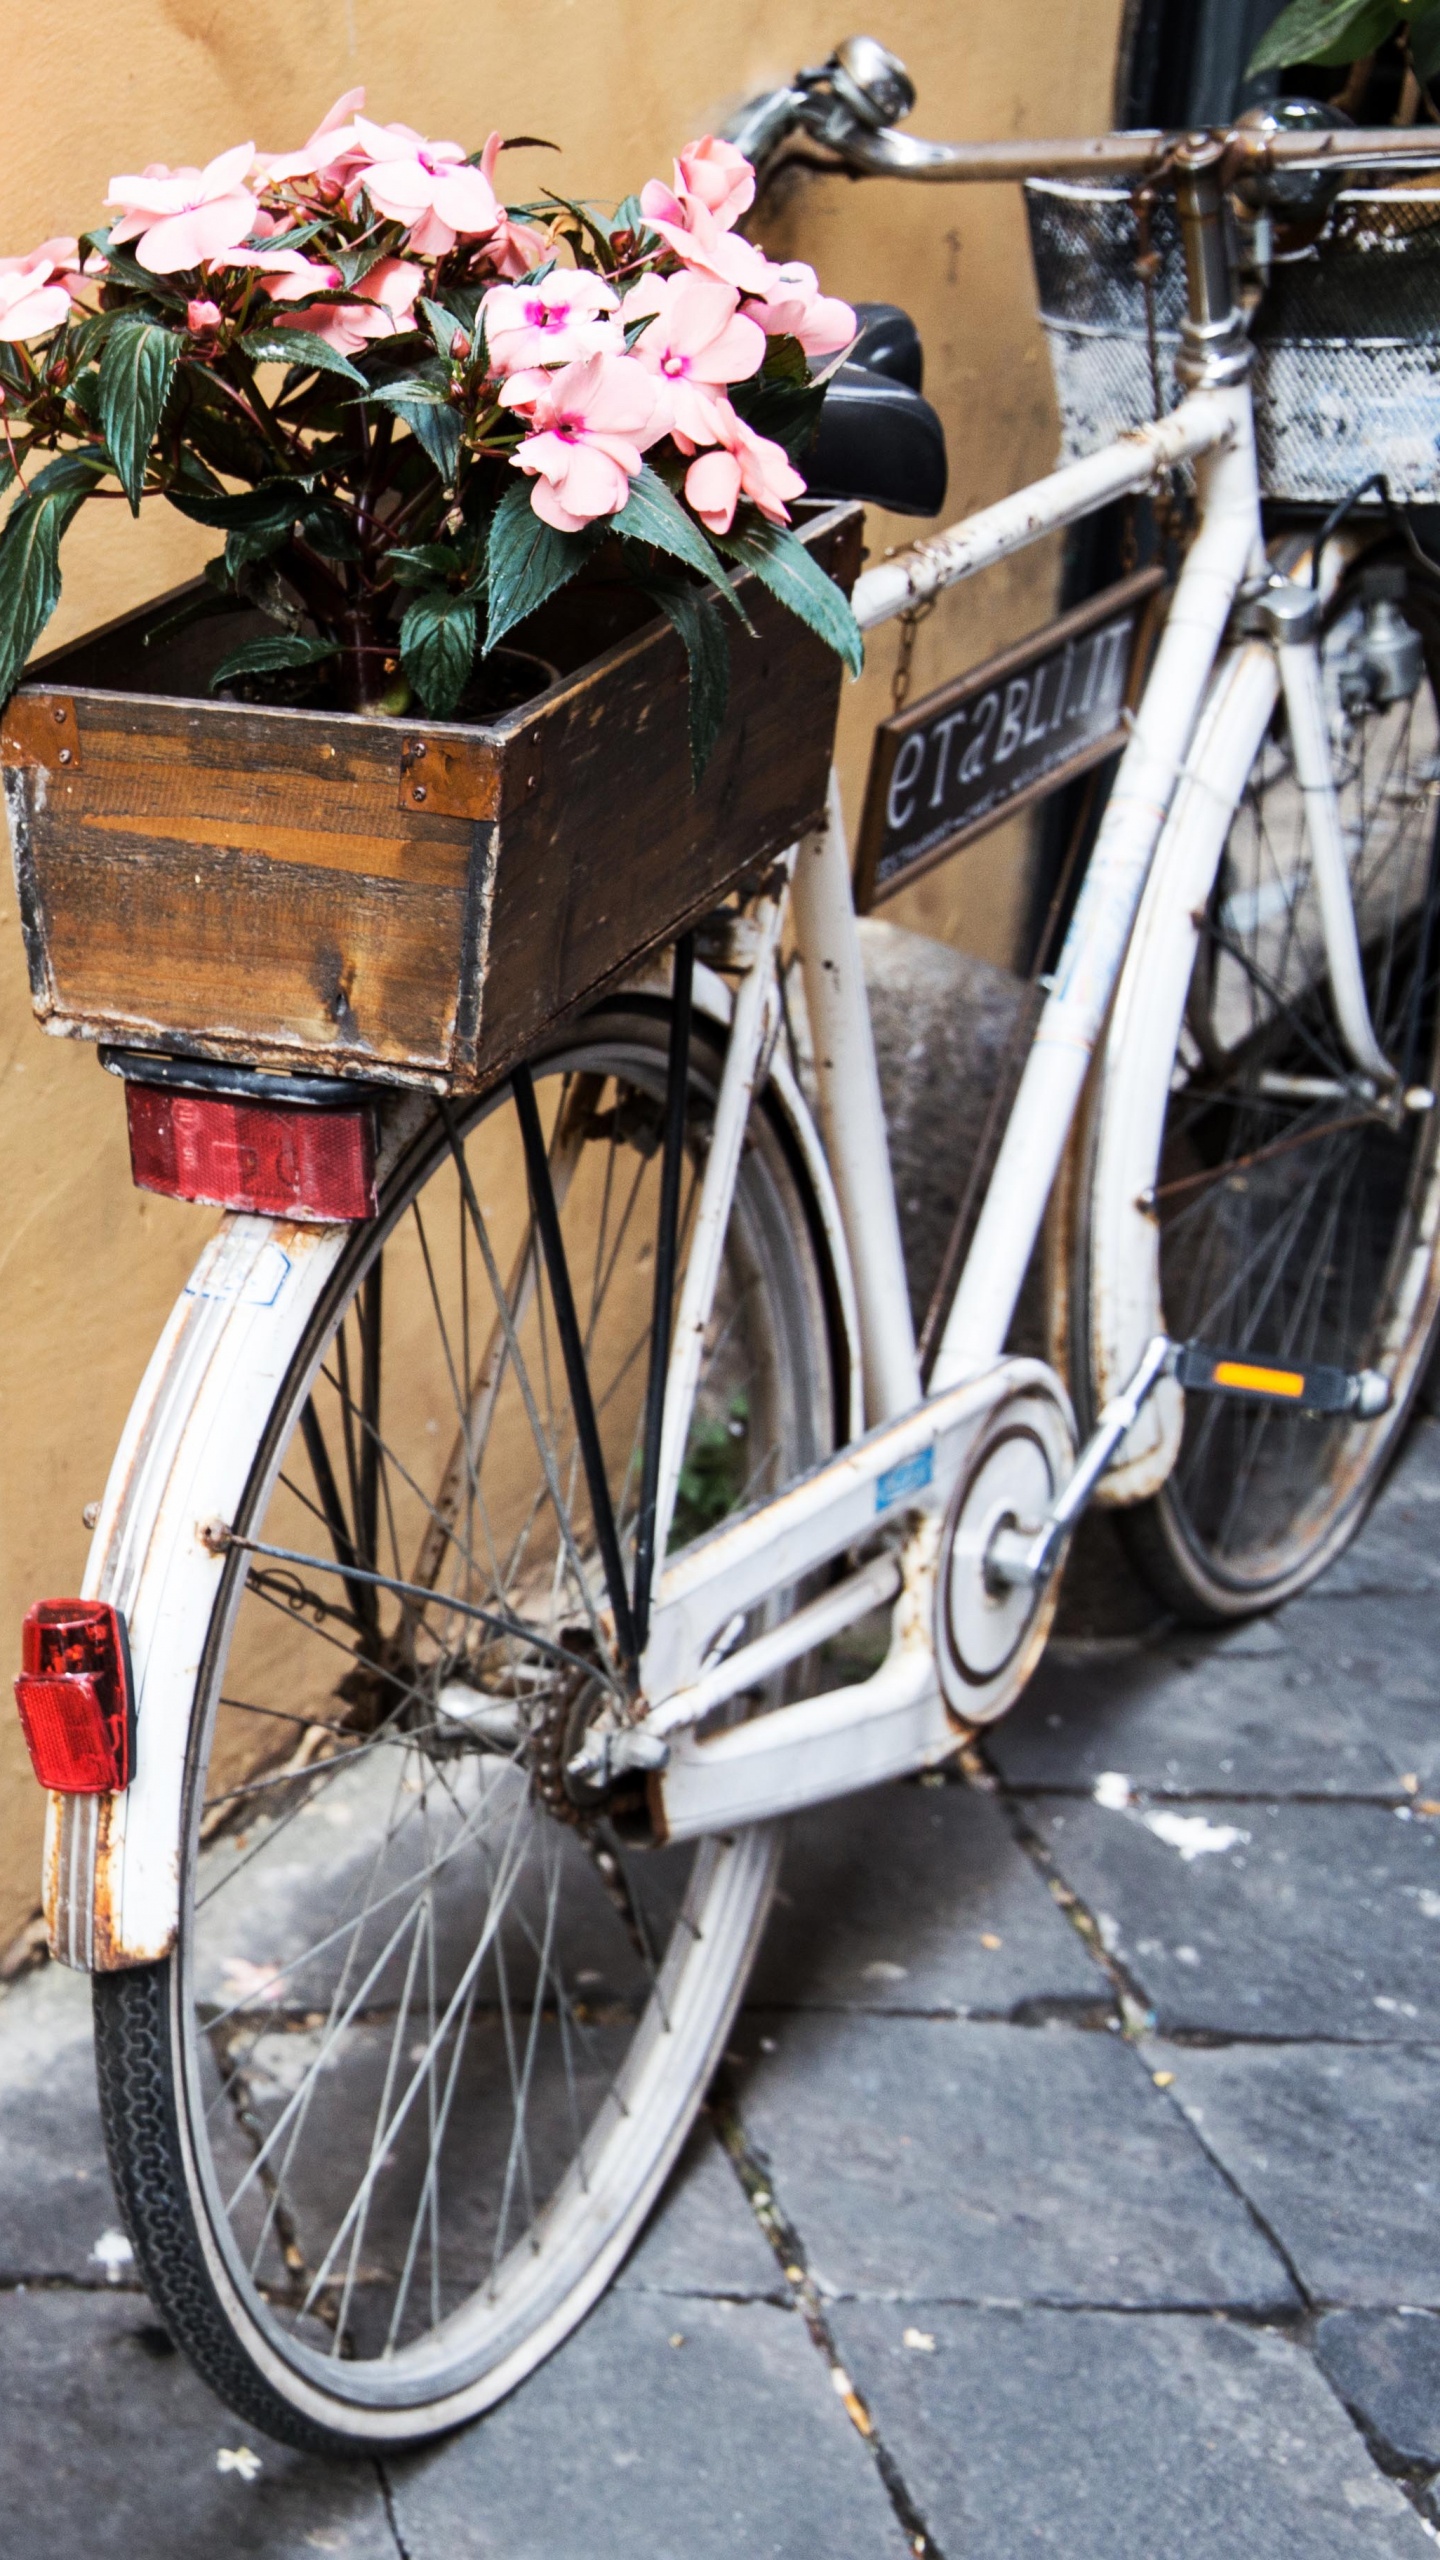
855;568;1166;912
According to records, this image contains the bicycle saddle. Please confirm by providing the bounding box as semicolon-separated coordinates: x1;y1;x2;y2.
806;302;948;516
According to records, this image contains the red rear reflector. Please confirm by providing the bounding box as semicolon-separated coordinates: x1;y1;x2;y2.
14;1599;134;1793
126;1085;376;1222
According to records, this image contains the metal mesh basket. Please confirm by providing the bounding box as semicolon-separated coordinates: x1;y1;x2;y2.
1025;177;1440;504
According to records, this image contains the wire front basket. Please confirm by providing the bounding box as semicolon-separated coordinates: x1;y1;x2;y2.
1025;178;1440;504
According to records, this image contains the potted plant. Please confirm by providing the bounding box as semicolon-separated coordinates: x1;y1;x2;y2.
0;97;863;1089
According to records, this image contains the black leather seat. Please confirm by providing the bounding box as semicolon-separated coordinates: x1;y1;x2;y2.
805;302;948;518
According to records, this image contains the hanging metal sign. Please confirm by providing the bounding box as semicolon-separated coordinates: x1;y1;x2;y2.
855;566;1165;910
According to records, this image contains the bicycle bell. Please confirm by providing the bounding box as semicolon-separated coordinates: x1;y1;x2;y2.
825;36;916;133
1357;565;1425;705
1234;97;1355;221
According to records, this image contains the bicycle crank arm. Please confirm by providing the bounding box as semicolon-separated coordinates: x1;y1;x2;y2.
988;1334;1391;1593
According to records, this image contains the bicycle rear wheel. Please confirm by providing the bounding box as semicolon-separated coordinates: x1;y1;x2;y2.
1073;549;1440;1621
93;997;838;2449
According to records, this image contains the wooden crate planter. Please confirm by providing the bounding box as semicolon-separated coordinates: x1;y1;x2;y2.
2;505;861;1094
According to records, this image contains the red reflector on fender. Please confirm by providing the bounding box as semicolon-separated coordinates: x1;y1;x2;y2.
126;1085;376;1222
15;1599;134;1793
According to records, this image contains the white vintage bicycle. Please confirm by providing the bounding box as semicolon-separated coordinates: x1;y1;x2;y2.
38;50;1440;2448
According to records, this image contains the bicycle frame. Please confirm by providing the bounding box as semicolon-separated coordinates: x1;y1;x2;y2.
44;130;1438;1966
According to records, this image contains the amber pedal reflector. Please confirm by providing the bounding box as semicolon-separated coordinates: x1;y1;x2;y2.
126;1084;376;1223
14;1599;134;1793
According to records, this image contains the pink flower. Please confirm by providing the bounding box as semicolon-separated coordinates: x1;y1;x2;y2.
0;260;71;342
637;188;771;296
500;351;664;532
0;237;80;279
481;270;621;376
349;116;499;256
477;132;552;280
625;272;765;447
259;88;367;189
674;136;755;230
683;400;806;533
223;244;344;302
186;297;222;333
273;254;422;354
106;142;258;274
744;260;855;361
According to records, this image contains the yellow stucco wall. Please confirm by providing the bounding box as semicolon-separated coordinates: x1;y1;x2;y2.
0;0;1123;1954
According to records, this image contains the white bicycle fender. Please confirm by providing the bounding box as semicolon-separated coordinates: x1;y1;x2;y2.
46;1215;347;1969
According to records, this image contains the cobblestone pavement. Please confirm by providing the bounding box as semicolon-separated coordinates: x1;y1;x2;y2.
4;1418;1440;2556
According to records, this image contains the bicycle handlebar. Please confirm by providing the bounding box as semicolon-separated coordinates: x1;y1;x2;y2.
727;34;1440;187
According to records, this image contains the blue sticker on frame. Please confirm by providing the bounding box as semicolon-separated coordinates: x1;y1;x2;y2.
875;1447;934;1512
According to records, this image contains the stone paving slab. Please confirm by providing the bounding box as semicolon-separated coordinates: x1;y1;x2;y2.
1284;1595;1440;1797
995;1623;1401;1801
827;2303;1432;2557
616;2119;781;2300
747;1778;1106;2017
1154;2043;1440;2308
1027;1797;1440;2038
0;1958;121;2283
0;2289;394;2557
734;2012;1294;2308
1307;1420;1440;1598
1315;2310;1440;2471
386;2290;906;2560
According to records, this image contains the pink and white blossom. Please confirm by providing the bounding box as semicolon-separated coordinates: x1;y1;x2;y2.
625;272;765;447
223;244;344;302
637;188;771;296
744;259;855;361
683;399;806;533
273;253;422;354
259;88;367;190
481;270;621;376
0;260;72;342
673;136;755;230
349;117;500;256
106;142;258;274
500;350;664;532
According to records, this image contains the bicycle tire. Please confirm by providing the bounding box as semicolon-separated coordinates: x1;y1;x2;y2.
1070;546;1440;1623
94;996;839;2450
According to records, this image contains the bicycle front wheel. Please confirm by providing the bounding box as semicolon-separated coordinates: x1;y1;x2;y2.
93;997;838;2450
1073;548;1440;1622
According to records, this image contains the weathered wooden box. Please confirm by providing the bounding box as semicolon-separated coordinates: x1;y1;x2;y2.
2;505;860;1093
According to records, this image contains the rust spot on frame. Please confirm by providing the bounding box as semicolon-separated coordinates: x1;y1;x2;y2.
2;693;81;772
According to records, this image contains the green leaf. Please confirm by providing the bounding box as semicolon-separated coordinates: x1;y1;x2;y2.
420;296;464;358
210;631;340;691
714;521;864;678
362;372;450;406
1412;0;1440;80
0;454;105;702
1246;0;1398;72
223;521;288;579
760;333;811;387
167;475;310;533
97;318;181;514
611;463;738;598
400;589;477;716
728;375;825;463
81;227;188;308
387;542;466;586
239;328;368;388
395;395;461;484
635;570;731;783
484;476;594;649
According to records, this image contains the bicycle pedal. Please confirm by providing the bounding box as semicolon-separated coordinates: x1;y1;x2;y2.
1174;1342;1391;1418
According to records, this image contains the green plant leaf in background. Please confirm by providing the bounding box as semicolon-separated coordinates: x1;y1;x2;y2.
0;452;108;700
238;328;368;388
484;478;593;650
632;567;732;782
209;631;340;690
612;464;739;598
98;318;181;514
401;589;478;715
1247;0;1399;73
714;520;864;677
1412;1;1440;81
